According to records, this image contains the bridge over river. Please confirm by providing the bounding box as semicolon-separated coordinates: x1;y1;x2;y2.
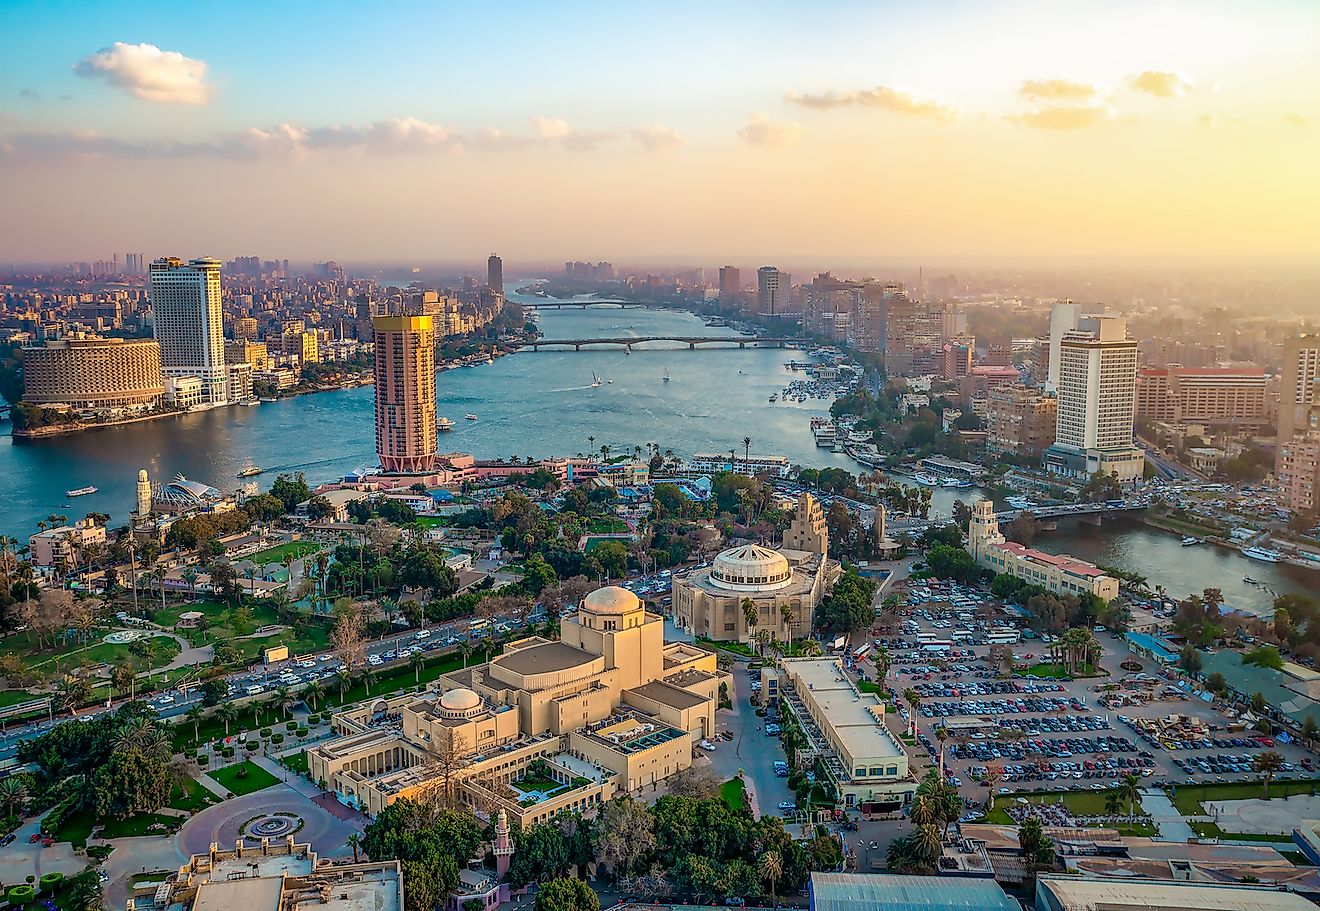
513;336;806;350
994;501;1149;523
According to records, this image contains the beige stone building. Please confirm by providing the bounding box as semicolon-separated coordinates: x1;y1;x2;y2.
967;499;1119;601
985;384;1057;459
22;336;163;411
372;314;436;473
308;585;727;827
672;493;840;643
224;339;269;371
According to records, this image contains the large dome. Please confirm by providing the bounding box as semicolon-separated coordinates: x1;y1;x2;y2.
582;585;641;615
709;544;793;592
439;688;482;713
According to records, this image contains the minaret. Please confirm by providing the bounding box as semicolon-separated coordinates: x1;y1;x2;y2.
135;469;152;518
493;808;513;878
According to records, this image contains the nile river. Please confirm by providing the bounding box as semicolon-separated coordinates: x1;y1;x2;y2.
0;285;1309;614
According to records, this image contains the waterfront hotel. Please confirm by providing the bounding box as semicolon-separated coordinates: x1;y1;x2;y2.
967;499;1119;601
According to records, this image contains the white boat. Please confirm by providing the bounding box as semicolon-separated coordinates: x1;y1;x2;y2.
237;466;264;479
769;394;778;403
1243;575;1260;585
662;368;670;383
1005;496;1034;510
1180;536;1200;546
607;379;614;384
1241;546;1283;563
436;417;454;432
66;485;97;497
464;413;478;421
590;372;603;388
912;473;940;486
941;477;972;489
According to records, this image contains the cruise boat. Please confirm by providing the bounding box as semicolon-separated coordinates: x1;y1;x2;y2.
1241;546;1283;563
941;477;973;489
464;413;478;421
66;485;97;497
1005;495;1035;510
1180;536;1200;546
436;417;454;432
912;473;940;486
236;466;264;479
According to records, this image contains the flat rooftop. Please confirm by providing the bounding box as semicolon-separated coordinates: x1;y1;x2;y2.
783;658;903;763
492;641;596;677
627;680;707;711
1035;875;1318;911
194;877;284;911
810;872;1016;911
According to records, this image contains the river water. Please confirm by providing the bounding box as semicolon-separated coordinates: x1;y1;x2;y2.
0;284;1308;614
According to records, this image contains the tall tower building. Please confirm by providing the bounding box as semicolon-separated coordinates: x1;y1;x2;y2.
135;469;152;518
1044;315;1143;481
493;809;514;878
149;257;228;406
373;314;437;473
1278;336;1320;446
487;253;503;291
1046;299;1081;393
718;266;741;302
756;266;790;316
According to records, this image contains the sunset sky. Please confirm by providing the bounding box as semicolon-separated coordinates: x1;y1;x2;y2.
1;0;1317;265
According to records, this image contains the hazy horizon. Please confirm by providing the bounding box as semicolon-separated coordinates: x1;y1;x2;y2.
2;0;1317;263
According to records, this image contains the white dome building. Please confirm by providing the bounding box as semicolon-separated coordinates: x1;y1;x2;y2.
672;494;840;644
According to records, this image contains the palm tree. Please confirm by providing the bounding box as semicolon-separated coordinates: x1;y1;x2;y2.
780;603;794;655
800;638;823;657
57;673;92;715
903;687;921;737
362;666;377;695
303;679;325;712
274;685;295;719
110;662;136;702
757;850;782;908
0;776;27;817
1117;773;1142;823
742;436;752;463
458;641;473;669
913;822;943;867
186;705;205;741
336;668;352;703
935;726;949;775
1104;790;1123;819
410;650;426;684
742;597;758;644
182;567;200;600
1254;751;1284;799
217;703;239;737
873;646;892;685
909;794;937;827
347;832;362;863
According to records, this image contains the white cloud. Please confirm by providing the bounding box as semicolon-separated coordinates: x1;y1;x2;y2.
736;113;803;147
528;116;616;151
1009;104;1113;130
74;42;211;104
530;116;572;140
1128;70;1194;98
629;123;685;151
1019;78;1099;102
786;85;957;122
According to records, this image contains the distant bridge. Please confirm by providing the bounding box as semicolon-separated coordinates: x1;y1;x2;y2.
994;501;1148;522
513;336;806;351
519;300;666;310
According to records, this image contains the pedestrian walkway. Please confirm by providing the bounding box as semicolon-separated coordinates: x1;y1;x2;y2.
1139;788;1197;842
195;771;231;800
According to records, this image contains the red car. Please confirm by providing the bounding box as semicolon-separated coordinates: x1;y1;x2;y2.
27;833;40;843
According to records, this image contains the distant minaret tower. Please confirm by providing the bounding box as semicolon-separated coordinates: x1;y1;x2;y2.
135;469;152;518
493;808;513;878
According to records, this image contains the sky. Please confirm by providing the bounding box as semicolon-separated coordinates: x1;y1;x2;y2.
1;0;1318;266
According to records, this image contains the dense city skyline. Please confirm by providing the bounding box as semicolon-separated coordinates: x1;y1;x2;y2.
2;0;1318;262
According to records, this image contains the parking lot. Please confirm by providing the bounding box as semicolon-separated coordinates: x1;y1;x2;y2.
873;577;1317;810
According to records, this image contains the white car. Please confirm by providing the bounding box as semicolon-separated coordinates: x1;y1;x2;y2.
318;654;333;662
156;694;175;705
368;654;383;666
698;739;717;751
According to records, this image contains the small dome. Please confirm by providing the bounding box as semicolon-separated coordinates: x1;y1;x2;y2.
709;544;792;591
582;585;641;615
439;688;482;712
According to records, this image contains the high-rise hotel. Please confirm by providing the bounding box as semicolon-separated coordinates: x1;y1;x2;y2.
373;313;437;473
1043;315;1143;482
149;257;229;407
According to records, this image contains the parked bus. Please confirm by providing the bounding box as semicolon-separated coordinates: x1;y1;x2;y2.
852;643;873;662
919;640;952;653
986;628;1021;645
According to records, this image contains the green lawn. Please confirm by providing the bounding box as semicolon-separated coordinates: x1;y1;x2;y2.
585;517;629;534
696;636;755;657
247;542;323;564
52;807;178;848
0;629;180;673
1282;851;1310;866
987;789;1150;821
167;777;219;813
1167;780;1319;816
1023;662;1098;679
279;751;308;775
209;761;281;796
720;777;747;811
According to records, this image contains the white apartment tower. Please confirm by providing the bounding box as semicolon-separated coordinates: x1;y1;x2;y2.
757;266;790;316
1046;299;1081;393
1043;315;1143;482
149;257;228;406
